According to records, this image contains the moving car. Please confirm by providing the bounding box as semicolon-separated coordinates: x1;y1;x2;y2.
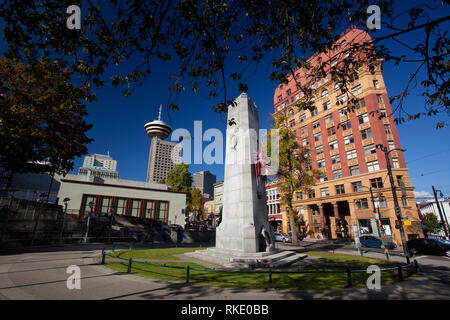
359;236;397;249
274;232;291;243
407;238;450;257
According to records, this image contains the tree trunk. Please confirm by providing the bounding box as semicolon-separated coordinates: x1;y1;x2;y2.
288;207;299;246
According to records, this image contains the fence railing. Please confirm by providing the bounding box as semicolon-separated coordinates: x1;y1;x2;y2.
100;247;420;288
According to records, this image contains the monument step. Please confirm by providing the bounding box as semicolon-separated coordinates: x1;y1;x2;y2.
268;253;308;268
230;250;296;264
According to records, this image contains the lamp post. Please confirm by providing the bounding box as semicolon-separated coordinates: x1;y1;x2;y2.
31;193;47;246
84;200;94;243
108;203;117;243
432;187;449;239
376;144;410;263
59;197;70;243
360;185;381;237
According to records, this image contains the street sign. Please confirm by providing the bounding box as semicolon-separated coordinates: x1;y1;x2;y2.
402;219;411;226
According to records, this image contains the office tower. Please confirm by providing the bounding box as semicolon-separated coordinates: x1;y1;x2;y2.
193;170;216;198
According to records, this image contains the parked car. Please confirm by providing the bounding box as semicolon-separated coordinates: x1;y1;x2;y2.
407;238;450;257
359;236;397;249
274;232;291;243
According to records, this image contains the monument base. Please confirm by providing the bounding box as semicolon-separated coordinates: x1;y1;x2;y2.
185;247;307;269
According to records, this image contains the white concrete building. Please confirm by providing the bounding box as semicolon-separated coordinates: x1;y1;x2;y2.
418;199;450;238
57;174;186;225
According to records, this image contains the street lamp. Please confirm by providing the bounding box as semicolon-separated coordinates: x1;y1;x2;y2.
432;187;449;239
31;193;47;246
84;200;94;243
59;197;70;243
376;144;410;263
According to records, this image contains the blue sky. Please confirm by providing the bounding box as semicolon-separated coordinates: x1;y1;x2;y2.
1;1;449;201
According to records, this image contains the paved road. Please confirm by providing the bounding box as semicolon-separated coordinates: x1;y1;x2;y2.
0;243;449;300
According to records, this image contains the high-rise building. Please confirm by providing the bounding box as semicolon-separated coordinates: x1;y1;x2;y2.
146;138;181;183
144;106;181;183
273;27;422;244
78;153;119;179
193;170;216;198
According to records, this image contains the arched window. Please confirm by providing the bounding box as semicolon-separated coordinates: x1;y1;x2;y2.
288;109;294;116
321;89;329;98
335;82;343;91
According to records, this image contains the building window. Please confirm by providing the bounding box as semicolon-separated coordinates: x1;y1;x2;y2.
335;82;342;91
339;107;349;117
309;190;316;199
335;184;345;194
314;132;322;142
349;165;360;176
278;95;283;102
321;89;329;98
329;140;338;151
325;113;333;124
384;124;391;134
352;181;363;192
402;196;409;207
316;145;324;155
373;80;379;88
377;94;383;104
82;195;96;215
317;158;326;168
367;161;380;172
129;199;141;217
301;126;308;135
327;126;336;136
355;198;369;210
288;109;294;116
331;58;338;67
296;191;303;200
358;113;369;124
289;119;296;127
344;134;354;145
144;200;155;219
351;84;362;96
354;98;366;110
374;196;387;208
331;154;340;165
286;89;292;96
323;101;331;111
361;128;372;139
337;93;346;105
388;141;395;150
115;198;127;215
341;120;353;133
319;175;328;183
302;138;309;147
299;114;306;123
364;144;376;155
311;108;318;116
370;177;383;189
346;149;357;160
358;219;373;234
333;169;343;179
312;120;320;129
392;158;400;168
321;187;330;197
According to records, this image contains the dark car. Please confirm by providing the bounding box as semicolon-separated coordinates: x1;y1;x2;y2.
359;236;397;249
407;238;450;257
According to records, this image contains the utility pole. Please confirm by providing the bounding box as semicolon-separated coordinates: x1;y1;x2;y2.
432;186;449;239
376;144;410;264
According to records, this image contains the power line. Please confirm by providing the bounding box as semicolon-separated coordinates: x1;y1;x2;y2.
406;147;450;164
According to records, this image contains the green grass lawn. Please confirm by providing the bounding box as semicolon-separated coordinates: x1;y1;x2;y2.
102;248;419;290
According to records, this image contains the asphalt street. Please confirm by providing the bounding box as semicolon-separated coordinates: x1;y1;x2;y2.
0;242;449;300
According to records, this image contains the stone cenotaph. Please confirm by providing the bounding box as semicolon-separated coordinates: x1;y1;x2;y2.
187;93;305;268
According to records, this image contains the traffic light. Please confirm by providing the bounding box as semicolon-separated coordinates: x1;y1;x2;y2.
394;220;400;229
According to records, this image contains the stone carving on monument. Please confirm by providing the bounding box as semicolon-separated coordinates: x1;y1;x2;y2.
186;93;306;268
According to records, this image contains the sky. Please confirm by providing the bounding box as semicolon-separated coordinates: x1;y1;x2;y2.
1;1;449;201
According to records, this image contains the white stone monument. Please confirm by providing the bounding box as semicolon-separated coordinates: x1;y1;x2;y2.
186;93;306;268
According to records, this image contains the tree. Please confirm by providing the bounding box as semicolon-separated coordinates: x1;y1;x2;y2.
0;57;94;183
166;162;193;192
189;187;203;222
0;1;448;126
274;113;322;245
421;212;441;234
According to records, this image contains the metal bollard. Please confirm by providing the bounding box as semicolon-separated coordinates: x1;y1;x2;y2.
186;265;190;284
101;248;105;265
360;249;364;256
347;269;352;287
397;266;404;281
127;258;132;273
